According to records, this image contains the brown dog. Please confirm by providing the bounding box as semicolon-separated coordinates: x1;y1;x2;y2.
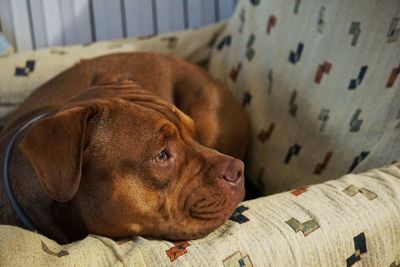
0;52;249;244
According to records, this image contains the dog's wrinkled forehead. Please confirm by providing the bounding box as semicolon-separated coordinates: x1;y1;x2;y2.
118;87;196;137
68;84;196;136
131;99;196;138
68;86;197;152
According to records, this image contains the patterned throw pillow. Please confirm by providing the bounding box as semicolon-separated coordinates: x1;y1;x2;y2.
209;0;400;195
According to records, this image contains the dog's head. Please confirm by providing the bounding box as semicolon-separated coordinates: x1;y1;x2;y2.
19;83;245;240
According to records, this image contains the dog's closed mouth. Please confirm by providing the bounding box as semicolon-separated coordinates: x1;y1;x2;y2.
189;197;227;220
189;209;223;220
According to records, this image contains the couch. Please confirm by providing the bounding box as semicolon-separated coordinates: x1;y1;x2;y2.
0;1;399;266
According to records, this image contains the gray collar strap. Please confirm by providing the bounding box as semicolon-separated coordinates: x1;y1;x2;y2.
2;113;47;232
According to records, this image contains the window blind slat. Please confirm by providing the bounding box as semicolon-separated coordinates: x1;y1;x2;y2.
92;0;123;41
155;0;185;34
124;0;154;37
9;0;33;51
59;0;92;45
0;0;15;46
42;0;64;46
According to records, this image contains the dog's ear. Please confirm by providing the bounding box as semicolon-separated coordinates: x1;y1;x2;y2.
172;105;197;138
19;107;92;202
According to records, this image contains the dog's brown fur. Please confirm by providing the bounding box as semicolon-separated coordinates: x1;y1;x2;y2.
0;52;249;244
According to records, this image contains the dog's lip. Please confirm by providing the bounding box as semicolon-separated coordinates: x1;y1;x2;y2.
189;209;222;220
188;195;227;220
183;178;244;221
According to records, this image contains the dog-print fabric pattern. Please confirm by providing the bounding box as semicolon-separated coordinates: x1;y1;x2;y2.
209;0;400;195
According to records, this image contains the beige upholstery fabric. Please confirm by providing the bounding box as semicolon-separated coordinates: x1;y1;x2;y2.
1;164;400;266
209;0;400;195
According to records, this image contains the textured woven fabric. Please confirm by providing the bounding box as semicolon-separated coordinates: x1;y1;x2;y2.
209;0;400;195
1;164;400;266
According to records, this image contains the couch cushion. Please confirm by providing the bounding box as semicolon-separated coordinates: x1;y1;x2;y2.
209;0;400;195
1;164;400;266
0;23;225;128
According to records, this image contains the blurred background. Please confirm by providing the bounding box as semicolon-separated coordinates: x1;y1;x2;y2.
0;0;237;52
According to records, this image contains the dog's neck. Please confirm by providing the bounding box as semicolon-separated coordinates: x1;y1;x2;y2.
0;128;86;243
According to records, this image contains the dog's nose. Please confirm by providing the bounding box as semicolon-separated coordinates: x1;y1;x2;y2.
221;158;244;183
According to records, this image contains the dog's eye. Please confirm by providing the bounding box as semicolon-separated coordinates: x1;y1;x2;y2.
155;150;169;163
